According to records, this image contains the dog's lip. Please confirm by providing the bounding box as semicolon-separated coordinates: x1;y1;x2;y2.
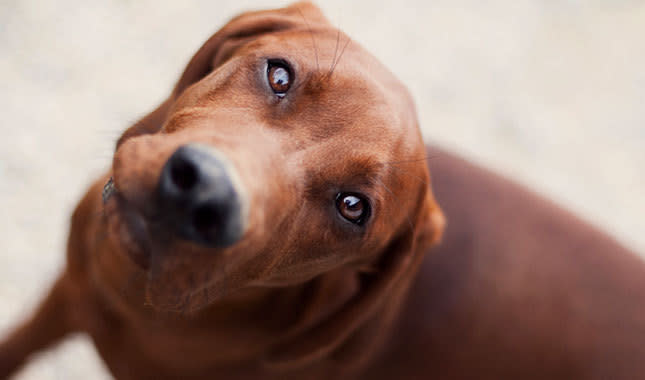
119;199;152;269
105;182;152;269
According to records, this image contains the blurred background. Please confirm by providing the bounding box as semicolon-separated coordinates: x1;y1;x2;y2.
0;0;643;378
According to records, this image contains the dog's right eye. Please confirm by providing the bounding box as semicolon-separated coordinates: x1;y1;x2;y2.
267;60;292;97
336;193;371;225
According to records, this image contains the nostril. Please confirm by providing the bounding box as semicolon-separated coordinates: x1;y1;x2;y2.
170;157;198;191
159;144;245;247
193;204;220;234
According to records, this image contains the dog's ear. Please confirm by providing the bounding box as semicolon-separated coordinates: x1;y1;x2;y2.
265;171;445;370
116;1;327;148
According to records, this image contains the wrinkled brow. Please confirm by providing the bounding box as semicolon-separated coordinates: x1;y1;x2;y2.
303;156;386;196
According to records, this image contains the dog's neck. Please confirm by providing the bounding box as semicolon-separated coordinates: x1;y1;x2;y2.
194;266;362;331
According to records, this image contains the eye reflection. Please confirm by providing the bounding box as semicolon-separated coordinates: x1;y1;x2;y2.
336;193;370;225
267;60;292;96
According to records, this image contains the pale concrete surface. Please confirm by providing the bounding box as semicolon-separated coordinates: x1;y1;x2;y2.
0;0;643;378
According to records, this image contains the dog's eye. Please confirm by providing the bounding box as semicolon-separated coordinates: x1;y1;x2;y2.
336;193;370;225
267;60;292;97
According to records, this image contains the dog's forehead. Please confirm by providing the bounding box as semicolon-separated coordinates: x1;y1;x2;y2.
245;28;420;138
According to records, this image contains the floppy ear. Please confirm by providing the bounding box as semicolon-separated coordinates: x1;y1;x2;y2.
264;174;445;370
115;1;328;148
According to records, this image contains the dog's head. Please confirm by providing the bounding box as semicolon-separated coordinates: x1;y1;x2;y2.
107;2;443;329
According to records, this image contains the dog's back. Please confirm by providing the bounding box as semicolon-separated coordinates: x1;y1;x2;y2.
361;146;645;379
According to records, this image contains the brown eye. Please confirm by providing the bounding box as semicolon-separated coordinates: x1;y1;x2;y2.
267;60;292;96
336;193;370;225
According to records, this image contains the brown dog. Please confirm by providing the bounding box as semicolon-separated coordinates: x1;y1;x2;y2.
2;2;645;379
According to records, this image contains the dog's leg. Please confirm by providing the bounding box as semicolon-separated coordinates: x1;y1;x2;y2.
0;274;77;378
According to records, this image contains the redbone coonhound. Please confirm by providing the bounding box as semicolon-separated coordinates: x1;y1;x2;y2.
2;2;645;379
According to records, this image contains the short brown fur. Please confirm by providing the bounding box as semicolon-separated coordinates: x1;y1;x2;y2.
2;2;645;379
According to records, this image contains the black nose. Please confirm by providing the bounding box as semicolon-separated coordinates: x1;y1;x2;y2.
158;143;246;247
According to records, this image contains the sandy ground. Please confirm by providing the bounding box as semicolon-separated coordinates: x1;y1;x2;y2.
1;0;643;378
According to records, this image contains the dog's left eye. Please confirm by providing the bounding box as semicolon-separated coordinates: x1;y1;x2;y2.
336;193;370;225
267;60;292;97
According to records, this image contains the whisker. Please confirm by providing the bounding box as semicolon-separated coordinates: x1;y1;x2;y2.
325;24;342;79
328;34;351;77
296;7;320;73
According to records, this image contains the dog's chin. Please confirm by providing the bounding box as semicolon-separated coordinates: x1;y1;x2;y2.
145;263;236;315
144;283;212;316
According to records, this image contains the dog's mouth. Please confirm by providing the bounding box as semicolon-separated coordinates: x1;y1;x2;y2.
103;177;152;269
